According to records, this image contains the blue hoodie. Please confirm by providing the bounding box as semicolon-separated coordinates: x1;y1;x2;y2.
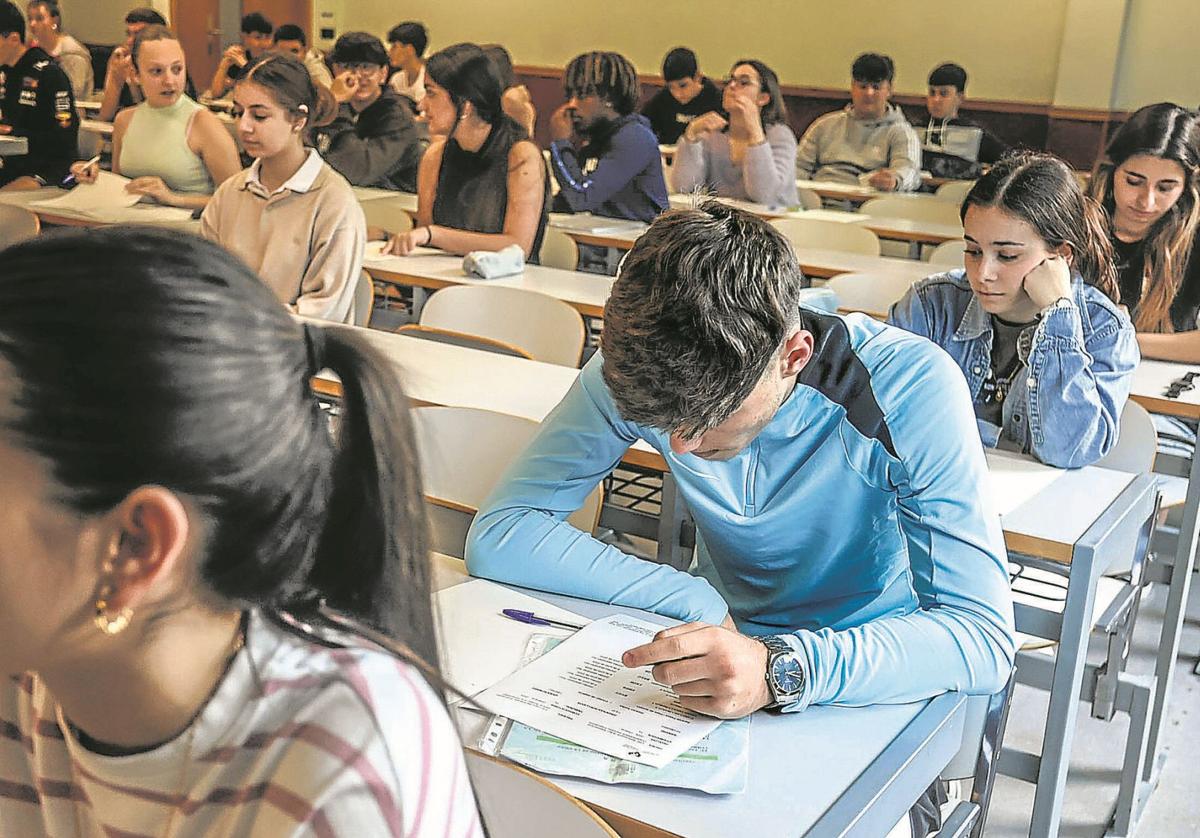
549;113;669;223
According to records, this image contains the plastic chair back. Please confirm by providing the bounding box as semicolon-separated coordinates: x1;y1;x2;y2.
361;197;414;236
419;285;586;367
823;272;926;318
539;227;579;271
934;179;977;206
0;205;39;249
412;406;603;557
353;270;373;327
1097;400;1158;474
770;217;882;257
929;238;967;267
797;187;822;210
466;750;619;838
861;196;964;226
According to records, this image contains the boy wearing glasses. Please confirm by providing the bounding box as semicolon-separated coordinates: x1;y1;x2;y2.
315;32;426;193
796;52;922;192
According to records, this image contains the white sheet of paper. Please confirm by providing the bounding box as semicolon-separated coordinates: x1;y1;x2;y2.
799;209;870;224
434;579;589;701
984;450;1065;517
362;240;442;262
475;614;721;768
31;171;140;216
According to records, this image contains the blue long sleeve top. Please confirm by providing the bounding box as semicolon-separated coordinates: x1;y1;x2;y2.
467;310;1016;710
888;270;1138;469
549;114;669;223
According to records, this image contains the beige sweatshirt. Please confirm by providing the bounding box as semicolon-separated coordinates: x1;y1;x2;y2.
201;150;365;323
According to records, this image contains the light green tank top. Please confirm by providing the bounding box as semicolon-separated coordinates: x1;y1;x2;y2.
119;95;214;195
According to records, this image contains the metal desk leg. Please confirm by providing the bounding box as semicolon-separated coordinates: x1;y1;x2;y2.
1029;543;1102;837
411;287;429;320
654;473;692;570
1141;445;1200;784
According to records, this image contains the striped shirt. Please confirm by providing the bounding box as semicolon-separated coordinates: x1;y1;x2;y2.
0;610;483;837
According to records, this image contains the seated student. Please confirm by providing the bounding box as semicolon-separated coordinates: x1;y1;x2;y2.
314;32;425;193
26;1;92;101
467;200;1014;837
0;0;77;191
796;52;922;191
205;12;273;100
97;8;198;122
202;53;365;323
384;43;547;261
918;62;1008;180
272;22;331;88
68;26;240;211
387;21;427;106
640;47;722;145
670;59;799;207
547;51;668;223
1088;103;1200;362
482;44;536;138
0;227;483;837
890;152;1137;469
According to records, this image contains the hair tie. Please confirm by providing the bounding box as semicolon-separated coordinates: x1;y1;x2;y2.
303;323;326;377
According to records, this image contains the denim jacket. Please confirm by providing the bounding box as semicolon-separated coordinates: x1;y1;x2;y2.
888;269;1139;468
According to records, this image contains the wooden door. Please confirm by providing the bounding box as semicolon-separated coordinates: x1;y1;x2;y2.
172;0;222;95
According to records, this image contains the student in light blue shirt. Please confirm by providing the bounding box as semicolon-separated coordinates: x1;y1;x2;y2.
889;152;1138;468
467;201;1014;731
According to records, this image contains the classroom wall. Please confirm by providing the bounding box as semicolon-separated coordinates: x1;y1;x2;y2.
1113;0;1200;111
55;0;173;43
343;0;1071;104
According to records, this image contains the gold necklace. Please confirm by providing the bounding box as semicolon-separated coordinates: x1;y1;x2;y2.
68;614;247;837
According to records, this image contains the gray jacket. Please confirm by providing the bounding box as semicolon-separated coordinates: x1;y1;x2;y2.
796;104;922;191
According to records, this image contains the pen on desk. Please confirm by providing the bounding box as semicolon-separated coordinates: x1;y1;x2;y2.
501;608;586;631
63;155;100;186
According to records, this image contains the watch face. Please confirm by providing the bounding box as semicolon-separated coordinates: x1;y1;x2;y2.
770;654;804;695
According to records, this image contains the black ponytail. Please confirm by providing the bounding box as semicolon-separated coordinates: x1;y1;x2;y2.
0;227;439;675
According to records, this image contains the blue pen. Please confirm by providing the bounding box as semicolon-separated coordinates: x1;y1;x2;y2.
501;609;586;631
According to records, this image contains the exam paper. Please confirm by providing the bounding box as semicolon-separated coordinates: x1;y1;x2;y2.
434;579;589;701
475;614;722;768
31;171;140;216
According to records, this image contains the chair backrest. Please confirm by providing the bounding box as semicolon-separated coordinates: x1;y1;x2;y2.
419;285;586;367
353;270;373;327
397;324;533;359
543;149;561;196
861;196;964;226
466;750;619;838
797;286;839;313
769;217;882;257
823;272;924;318
796;186;822;210
1097;400;1158;474
539;226;579;271
928;238;967;267
360;197;414;236
0;205;40;249
934;179;977;206
411;406;603;557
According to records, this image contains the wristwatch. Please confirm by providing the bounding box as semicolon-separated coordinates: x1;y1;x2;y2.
757;635;806;708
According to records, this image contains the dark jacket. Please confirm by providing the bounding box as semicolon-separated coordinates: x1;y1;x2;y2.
0;46;78;185
316;89;427;192
640;78;722;144
916;113;1008;179
549;113;668;223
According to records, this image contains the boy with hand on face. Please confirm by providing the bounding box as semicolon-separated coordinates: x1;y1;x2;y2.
314;32;426;193
206;13;273;100
640;47;722;145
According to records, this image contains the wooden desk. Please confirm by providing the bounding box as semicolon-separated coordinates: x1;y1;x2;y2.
362;247;611;320
436;557;969;838
0;186;200;231
860;214;963;247
1129;359;1200;419
79;118;114;139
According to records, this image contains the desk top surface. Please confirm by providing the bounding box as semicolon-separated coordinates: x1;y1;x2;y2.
0;135;28;155
1130;359;1200;419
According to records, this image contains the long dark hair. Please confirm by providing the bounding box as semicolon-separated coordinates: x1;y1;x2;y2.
1089;103;1200;332
0;227;439;671
426;42;506;126
730;58;788;127
240;52;339;146
964;151;1118;302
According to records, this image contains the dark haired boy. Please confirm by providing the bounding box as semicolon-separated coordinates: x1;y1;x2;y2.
797;52;922;191
272;23;332;88
0;0;77;190
918;62;1008;179
640;46;722;144
467;204;1014;836
386;21;427;104
548;51;667;226
314;32;425;192
206;12;274;99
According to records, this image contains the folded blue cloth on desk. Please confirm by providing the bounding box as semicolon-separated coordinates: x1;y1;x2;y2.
463;245;526;279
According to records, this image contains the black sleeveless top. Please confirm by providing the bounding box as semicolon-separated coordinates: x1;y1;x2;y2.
432;116;549;264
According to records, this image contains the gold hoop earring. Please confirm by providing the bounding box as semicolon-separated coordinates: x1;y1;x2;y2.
94;600;133;636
